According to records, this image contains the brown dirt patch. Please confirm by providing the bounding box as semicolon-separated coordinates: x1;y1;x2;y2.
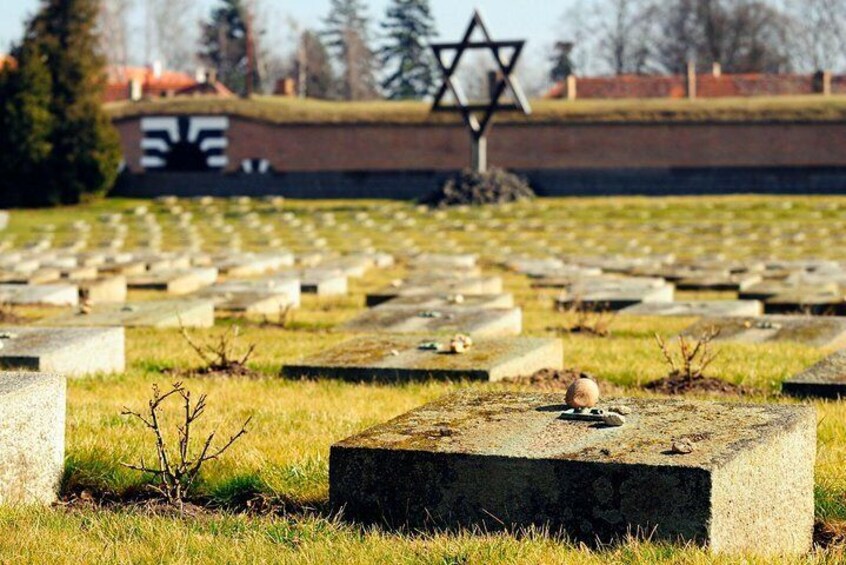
503;368;623;395
815;520;846;549
643;373;754;396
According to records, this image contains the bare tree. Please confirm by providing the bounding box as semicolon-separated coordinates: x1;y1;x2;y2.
146;0;197;71
785;0;846;72
562;0;658;76
98;0;134;68
655;0;793;73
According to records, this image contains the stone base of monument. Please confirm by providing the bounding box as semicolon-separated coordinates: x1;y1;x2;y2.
40;299;215;328
0;327;124;376
621;300;763;318
330;391;815;556
783;350;846;399
681;315;846;347
0;373;66;505
342;306;522;337
283;336;561;382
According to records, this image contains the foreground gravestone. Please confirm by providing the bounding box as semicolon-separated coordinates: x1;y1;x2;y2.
283;336;561;382
621;301;763;318
0;373;65;505
367;277;503;307
681;315;846;347
40;299;215;328
783;350;846;399
331;391;814;555
342;306;522;337
0;327;124;376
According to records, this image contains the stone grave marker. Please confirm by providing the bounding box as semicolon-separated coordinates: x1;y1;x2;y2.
374;293;514;310
330;391;814;555
284;336;561;382
621;300;763;317
300;269;348;296
0;327;124;376
367;276;503;307
675;272;762;292
680;315;846;347
41;298;215;328
342;305;522;337
0;372;65;505
127;268;217;295
555;278;674;311
199;277;301;315
0;283;78;306
762;290;846;316
739;281;839;302
783;350;846;399
408;253;477;270
78;275;127;304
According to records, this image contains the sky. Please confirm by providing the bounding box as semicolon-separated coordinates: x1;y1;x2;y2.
0;0;572;59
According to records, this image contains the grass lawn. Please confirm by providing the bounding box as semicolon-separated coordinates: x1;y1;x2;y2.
1;195;846;563
106;94;846;125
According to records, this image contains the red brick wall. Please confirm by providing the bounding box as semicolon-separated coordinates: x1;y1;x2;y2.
115;116;846;174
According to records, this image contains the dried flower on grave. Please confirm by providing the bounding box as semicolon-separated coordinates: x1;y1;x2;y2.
179;322;257;376
121;382;251;507
653;326;721;381
550;296;616;338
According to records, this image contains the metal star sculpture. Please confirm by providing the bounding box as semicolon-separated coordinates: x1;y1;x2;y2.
430;10;532;172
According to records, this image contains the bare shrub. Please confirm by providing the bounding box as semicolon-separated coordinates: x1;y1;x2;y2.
654;327;721;380
179;323;257;376
121;382;251;507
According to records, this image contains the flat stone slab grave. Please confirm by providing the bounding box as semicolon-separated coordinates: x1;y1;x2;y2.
78;275;127;304
761;291;846;316
39;299;215;328
0;373;66;505
373;293;514;310
342;306;522;337
681;315;846;347
283;336;561;382
556;281;674;311
621;300;763;318
783;349;846;399
0;327;124;376
127;268;217;295
366;276;503;307
299;270;348;296
0;283;78;306
331;391;815;556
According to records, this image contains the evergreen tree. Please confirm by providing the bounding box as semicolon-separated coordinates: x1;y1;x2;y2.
322;0;380;100
379;0;438;100
0;43;54;207
199;0;261;96
1;0;121;206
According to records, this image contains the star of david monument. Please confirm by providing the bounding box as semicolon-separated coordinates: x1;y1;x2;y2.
430;10;532;174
